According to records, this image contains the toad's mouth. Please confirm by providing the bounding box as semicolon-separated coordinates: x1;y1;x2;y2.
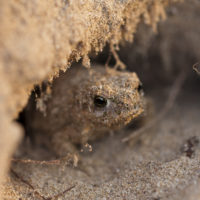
123;106;145;125
106;105;145;129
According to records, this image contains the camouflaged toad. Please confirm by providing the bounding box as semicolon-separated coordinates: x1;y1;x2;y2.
28;64;145;156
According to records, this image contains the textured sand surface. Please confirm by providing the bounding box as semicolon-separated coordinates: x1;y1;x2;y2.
4;87;200;200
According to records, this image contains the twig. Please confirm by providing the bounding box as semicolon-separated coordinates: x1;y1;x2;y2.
11;153;77;166
110;43;126;70
11;158;61;165
11;168;76;200
11;169;46;200
122;71;186;143
47;185;76;200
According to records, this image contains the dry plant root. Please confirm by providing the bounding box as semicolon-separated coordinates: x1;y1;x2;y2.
11;153;79;167
11;168;75;200
110;43;126;70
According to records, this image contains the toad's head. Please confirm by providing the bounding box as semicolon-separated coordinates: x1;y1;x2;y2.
75;67;145;129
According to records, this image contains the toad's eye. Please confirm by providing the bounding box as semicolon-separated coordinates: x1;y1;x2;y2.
94;95;107;108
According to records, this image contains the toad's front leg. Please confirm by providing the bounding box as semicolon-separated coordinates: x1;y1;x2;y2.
49;128;80;165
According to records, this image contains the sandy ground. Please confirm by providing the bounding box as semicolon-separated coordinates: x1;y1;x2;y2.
2;79;199;200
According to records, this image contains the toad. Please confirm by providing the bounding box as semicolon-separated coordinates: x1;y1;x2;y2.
27;64;145;157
